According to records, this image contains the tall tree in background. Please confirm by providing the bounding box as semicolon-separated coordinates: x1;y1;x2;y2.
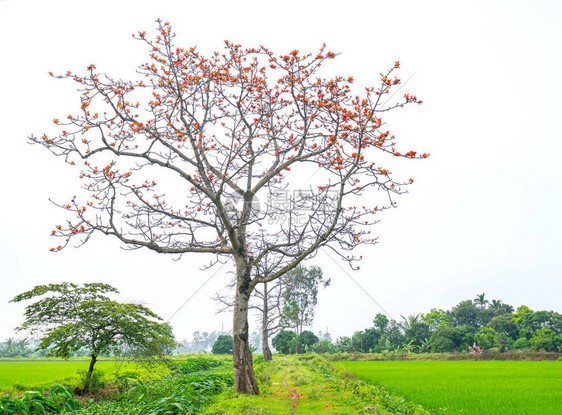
11;283;175;392
252;280;284;361
280;266;329;352
31;20;425;393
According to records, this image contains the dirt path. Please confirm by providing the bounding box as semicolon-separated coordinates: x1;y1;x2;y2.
282;362;301;414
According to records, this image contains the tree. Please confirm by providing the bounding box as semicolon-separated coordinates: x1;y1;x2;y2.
251;281;281;361
428;326;455;353
451;325;477;351
351;328;381;352
31;21;425;394
212;335;233;354
373;313;389;334
487;314;518;340
404;321;430;348
11;283;175;392
451;300;480;327
334;336;355;352
214;274;284;362
489;299;514;315
271;330;296;354
279;266;329;353
421;309;451;331
0;338;32;358
473;293;489;309
399;313;421;331
297;330;319;351
380;321;405;351
474;327;500;350
529;328;560;352
312;339;335;354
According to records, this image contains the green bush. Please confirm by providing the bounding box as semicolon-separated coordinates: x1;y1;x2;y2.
76;369;107;394
271;330;295;354
513;337;532;350
176;357;225;374
211;335;233;355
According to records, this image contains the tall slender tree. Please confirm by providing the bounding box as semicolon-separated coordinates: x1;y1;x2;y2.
31;20;425;393
279;266;330;353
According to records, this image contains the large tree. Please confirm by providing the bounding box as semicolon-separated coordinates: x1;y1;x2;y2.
31;20;425;393
11;283;175;392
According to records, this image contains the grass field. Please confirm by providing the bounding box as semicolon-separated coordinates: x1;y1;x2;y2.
0;359;145;391
335;360;562;415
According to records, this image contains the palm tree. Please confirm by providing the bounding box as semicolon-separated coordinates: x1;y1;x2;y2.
474;293;489;308
399;313;421;331
491;299;502;309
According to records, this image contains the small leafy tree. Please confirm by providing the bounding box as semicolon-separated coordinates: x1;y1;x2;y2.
373;313;390;333
212;335;233;354
11;283;175;392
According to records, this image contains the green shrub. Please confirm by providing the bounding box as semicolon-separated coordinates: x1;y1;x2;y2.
76;369;107;394
176;357;225;374
513;337;532;350
211;336;233;355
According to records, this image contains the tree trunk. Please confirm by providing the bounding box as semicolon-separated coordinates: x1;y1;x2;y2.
232;261;260;394
84;353;97;392
261;282;273;362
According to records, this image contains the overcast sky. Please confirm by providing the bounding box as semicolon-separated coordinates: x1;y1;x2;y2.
0;0;560;342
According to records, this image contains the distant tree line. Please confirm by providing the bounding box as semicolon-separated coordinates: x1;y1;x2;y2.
271;293;562;354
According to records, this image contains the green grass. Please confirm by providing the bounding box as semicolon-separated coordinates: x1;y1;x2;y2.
0;359;152;392
335;360;562;415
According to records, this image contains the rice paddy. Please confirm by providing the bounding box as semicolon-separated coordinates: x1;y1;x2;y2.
334;360;562;414
0;359;142;391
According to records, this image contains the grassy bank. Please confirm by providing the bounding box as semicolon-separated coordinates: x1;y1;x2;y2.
322;350;562;361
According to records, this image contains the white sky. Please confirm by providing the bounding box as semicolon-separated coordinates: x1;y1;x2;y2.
0;0;560;342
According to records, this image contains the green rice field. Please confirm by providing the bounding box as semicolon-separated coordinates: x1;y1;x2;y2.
335;360;562;415
0;360;142;391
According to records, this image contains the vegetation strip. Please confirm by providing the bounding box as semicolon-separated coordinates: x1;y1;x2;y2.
204;356;431;414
